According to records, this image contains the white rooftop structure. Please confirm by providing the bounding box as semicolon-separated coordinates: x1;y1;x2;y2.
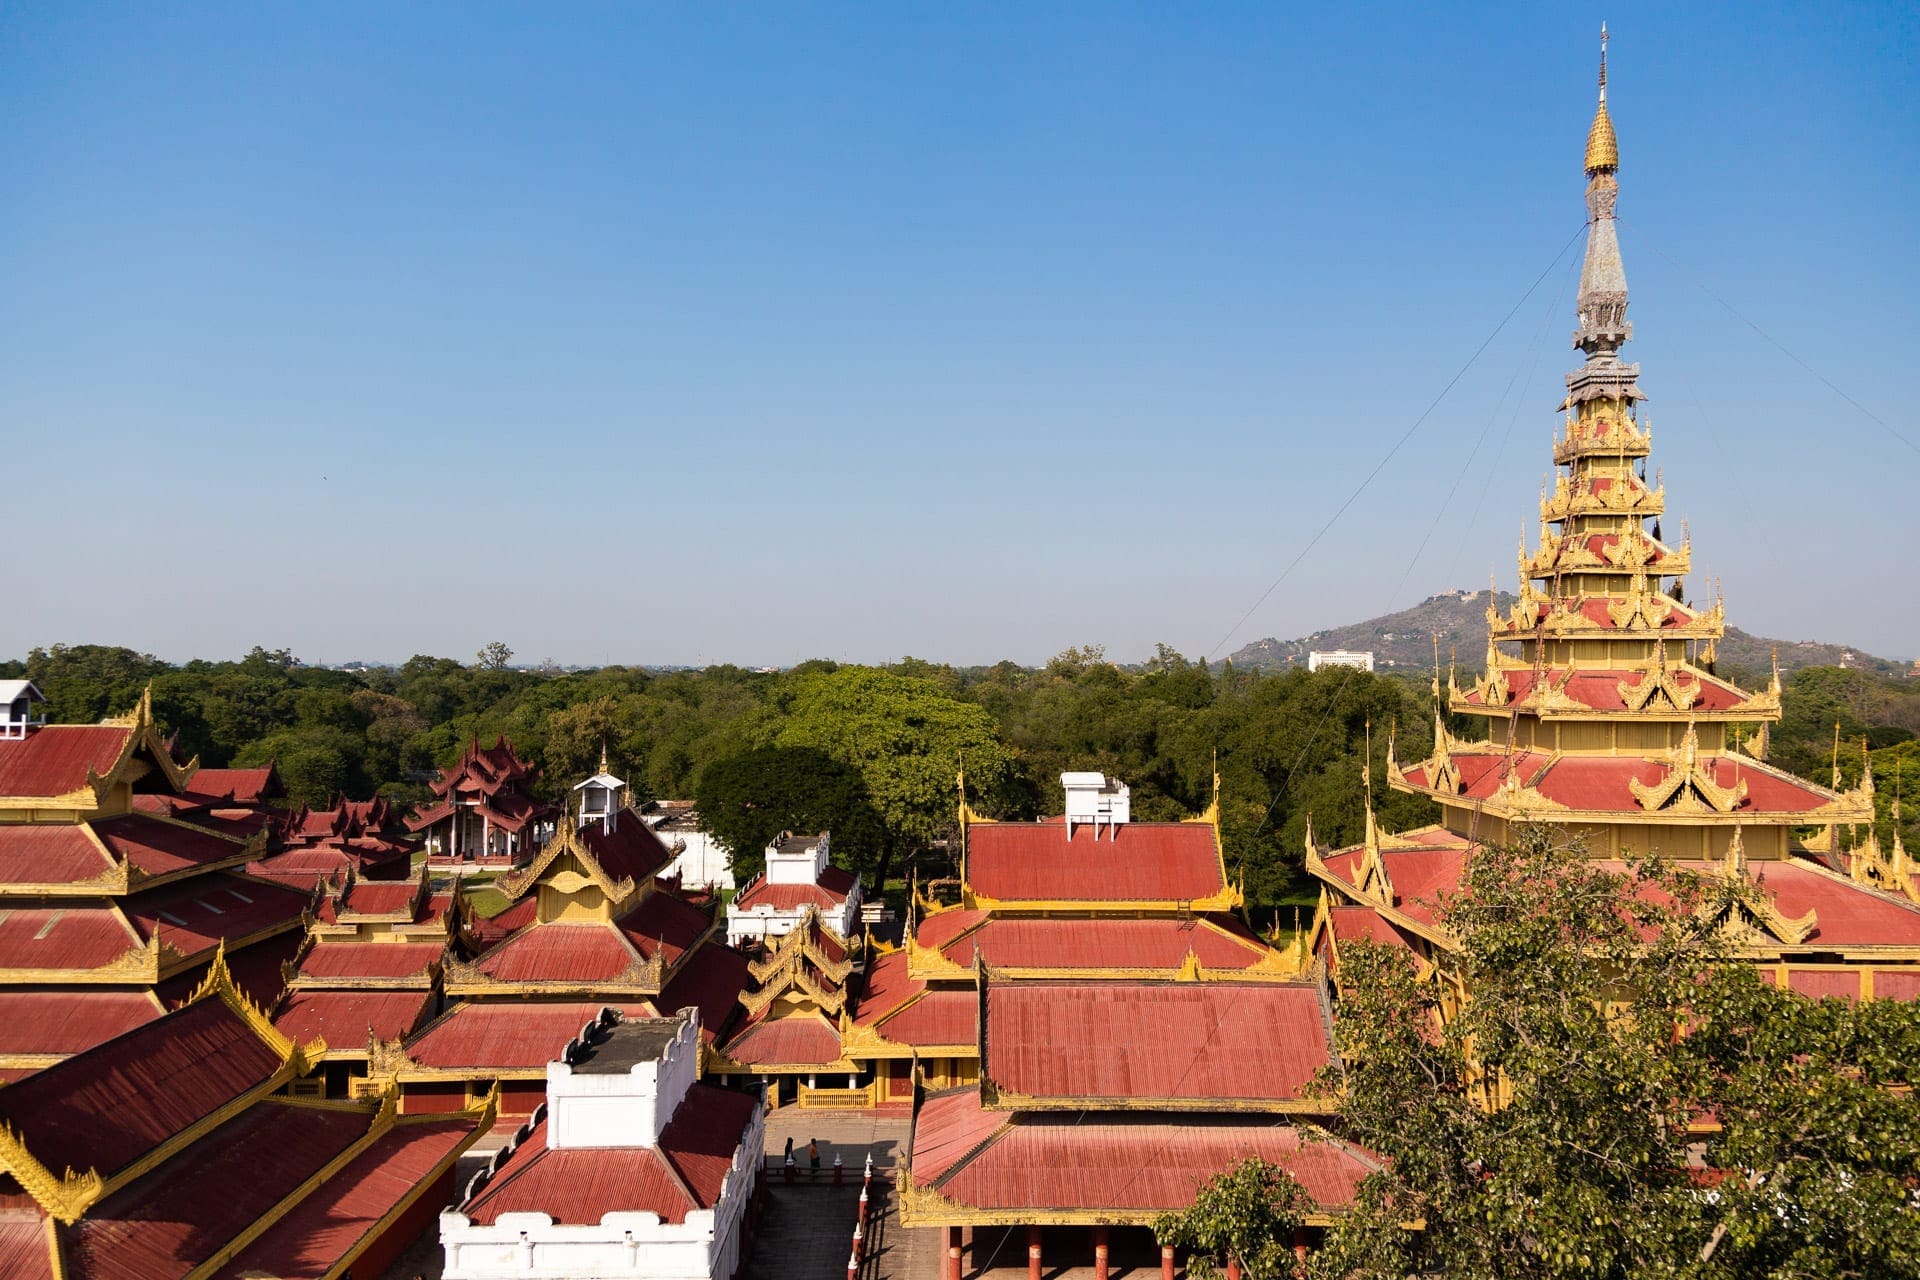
0;680;45;741
1062;771;1129;839
573;753;627;832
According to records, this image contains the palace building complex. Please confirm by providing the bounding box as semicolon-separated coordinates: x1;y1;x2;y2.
0;36;1913;1280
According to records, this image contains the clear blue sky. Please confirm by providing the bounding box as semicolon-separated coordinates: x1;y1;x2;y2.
3;4;1914;667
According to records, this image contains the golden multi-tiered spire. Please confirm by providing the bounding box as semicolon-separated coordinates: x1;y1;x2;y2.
1584;24;1618;174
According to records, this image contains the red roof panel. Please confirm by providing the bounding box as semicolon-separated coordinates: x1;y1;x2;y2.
298;940;444;981
0;824;115;886
0;997;281;1181
966;822;1226;902
985;982;1329;1103
273;990;435;1047
207;1116;474;1280
0;904;144;972
915;1090;1378;1212
92;814;245;878
723;1013;843;1066
615;889;712;965
579;819;676;887
655;942;752;1043
122;874;310;956
477;922;640;984
0;726;131;799
0;1216;53;1280
406;1002;651;1070
0;991;159;1057
947;917;1272;971
63;1102;369;1280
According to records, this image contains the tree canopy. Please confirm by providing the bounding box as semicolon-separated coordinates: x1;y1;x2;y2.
1291;828;1920;1279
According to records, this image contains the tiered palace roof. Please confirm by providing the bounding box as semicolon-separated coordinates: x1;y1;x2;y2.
0;950;487;1279
0;692;314;1079
1311;42;1917;989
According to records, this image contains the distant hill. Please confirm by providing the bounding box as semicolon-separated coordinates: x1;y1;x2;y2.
1228;591;1909;678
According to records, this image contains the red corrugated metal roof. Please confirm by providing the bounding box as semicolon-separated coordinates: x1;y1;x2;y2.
915;1091;1379;1212
0;905;142;972
580;819;675;886
63;1101;369;1280
470;895;538;950
463;1120;696;1224
732;880;850;912
947;918;1273;971
878;990;977;1048
406;1002;651;1070
0;991;159;1057
851;950;922;1026
206;1116;475;1280
1327;906;1413;950
915;908;989;951
181;767;282;804
910;1088;1007;1187
985;982;1329;1103
273;990;434;1047
0;1215;53;1280
0;997;281;1181
1745;862;1920;947
477;922;640;983
723;1013;843;1065
298;941;443;981
334;880;422;917
464;1085;757;1225
92;814;245;878
615;889;712;964
122;874;309;957
0;825;115;886
656;942;752;1043
0;726;131;799
966;823;1226;902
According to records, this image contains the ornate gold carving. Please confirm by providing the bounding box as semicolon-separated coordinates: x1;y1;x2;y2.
1629;724;1748;815
0;1122;106;1224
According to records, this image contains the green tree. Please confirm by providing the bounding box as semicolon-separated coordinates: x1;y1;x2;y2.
771;667;1015;882
1313;827;1920;1280
694;745;888;883
475;641;515;671
24;644;169;723
1154;1158;1312;1280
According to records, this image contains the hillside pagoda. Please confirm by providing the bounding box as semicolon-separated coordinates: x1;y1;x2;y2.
1309;38;1918;998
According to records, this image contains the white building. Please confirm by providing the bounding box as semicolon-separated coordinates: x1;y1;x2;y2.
642;801;736;892
440;1007;764;1280
724;831;861;947
1308;649;1375;673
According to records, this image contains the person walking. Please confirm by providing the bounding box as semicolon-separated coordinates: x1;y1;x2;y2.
784;1135;794;1163
808;1138;821;1171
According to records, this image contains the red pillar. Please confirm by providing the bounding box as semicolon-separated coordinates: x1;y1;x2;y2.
944;1227;962;1280
1027;1226;1043;1280
1093;1226;1110;1280
1292;1227;1309;1275
1226;1255;1242;1280
1161;1244;1176;1280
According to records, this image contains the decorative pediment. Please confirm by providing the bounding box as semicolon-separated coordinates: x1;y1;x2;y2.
1629;724;1747;814
1617;650;1701;713
0;1123;105;1224
492;822;637;907
1698;835;1817;945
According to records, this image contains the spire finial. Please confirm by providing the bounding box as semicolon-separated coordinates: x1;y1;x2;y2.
1584;25;1619;174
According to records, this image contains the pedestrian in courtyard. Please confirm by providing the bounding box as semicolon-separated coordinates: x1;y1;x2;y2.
784;1135;794;1162
809;1138;820;1170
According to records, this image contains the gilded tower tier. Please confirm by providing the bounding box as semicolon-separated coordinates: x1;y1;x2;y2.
1308;36;1918;996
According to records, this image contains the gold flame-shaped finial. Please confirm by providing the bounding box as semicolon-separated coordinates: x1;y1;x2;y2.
1585;23;1618;174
